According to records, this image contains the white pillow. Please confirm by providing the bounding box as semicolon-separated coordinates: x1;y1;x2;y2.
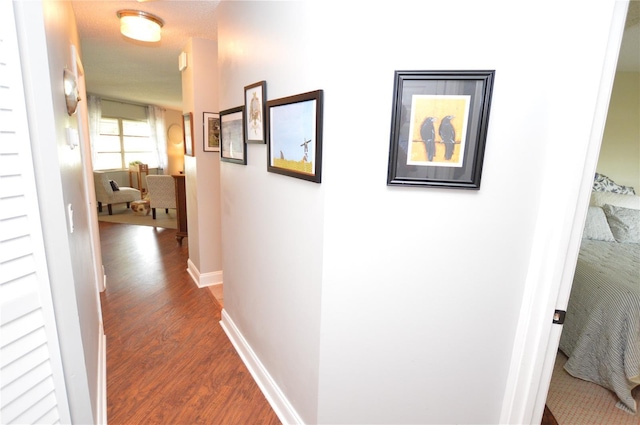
590;191;640;210
603;204;640;244
582;206;616;242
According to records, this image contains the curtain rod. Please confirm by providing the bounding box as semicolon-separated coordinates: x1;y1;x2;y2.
89;93;166;111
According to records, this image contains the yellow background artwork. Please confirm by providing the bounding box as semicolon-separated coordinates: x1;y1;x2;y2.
407;95;470;167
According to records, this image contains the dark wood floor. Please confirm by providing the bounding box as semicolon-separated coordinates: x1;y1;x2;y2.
542;405;559;425
98;221;560;424
99;222;281;424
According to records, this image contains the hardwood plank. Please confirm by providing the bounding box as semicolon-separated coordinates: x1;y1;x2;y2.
541;404;559;425
99;222;280;424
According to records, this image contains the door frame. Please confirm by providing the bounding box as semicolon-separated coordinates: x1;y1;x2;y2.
500;2;630;423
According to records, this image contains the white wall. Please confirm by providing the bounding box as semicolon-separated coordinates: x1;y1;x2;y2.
598;71;640;190
14;0;100;422
218;3;323;422
217;1;620;424
182;38;223;283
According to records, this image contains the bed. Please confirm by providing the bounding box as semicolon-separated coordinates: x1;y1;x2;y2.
559;176;640;414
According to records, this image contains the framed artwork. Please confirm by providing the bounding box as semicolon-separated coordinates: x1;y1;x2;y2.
387;70;495;189
183;112;194;156
220;106;246;165
244;80;267;144
267;90;323;183
203;112;220;152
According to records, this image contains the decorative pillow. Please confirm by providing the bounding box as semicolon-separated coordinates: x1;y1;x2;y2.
582;206;616;242
109;180;120;191
602;204;640;244
592;173;636;195
590;191;640;210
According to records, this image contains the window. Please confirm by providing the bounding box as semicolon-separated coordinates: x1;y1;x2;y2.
93;117;158;170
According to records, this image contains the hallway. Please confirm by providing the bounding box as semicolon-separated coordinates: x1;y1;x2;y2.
99;222;280;424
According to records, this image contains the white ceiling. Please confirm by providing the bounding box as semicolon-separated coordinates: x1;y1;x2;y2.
71;0;639;112
71;0;220;111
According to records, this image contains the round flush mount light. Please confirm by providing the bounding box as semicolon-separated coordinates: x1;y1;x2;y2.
117;9;164;42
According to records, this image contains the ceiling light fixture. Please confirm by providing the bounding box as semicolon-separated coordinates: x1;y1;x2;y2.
117;10;164;42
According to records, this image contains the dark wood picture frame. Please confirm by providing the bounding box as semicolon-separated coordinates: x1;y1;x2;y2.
183;112;194;156
244;80;267;144
266;90;323;183
203;112;220;152
387;70;495;189
220;106;246;165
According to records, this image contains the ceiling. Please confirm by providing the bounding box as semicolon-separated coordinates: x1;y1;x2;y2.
71;0;220;111
71;1;639;112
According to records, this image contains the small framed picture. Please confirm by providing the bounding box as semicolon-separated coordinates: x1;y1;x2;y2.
203;112;220;152
267;90;323;183
387;70;495;189
244;80;267;144
220;106;246;165
183;112;194;156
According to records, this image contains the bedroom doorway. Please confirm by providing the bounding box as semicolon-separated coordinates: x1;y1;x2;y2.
543;2;640;423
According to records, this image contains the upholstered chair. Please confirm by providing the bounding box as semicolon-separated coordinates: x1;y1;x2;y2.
93;171;141;215
145;175;176;219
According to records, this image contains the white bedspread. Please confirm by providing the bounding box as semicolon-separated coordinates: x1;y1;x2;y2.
559;239;640;414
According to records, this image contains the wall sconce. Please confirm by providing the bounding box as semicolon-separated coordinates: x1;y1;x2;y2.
117;10;164;42
63;68;80;115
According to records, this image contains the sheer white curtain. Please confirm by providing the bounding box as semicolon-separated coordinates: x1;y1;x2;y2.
147;105;167;173
87;94;102;166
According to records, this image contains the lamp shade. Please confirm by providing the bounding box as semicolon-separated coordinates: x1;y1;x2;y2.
117;10;163;42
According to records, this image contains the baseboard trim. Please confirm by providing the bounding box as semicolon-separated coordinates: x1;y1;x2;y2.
100;265;106;292
220;309;303;425
187;258;223;288
96;323;107;425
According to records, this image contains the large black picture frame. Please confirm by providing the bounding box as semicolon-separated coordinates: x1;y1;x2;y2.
387;70;495;189
266;90;323;183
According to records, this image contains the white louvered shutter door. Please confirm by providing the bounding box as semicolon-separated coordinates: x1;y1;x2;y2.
0;2;71;423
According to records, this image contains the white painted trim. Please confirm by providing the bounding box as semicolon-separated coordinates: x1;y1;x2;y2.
198;270;223;287
3;2;71;420
101;265;107;293
187;258;199;285
220;309;303;425
96;324;107;425
186;258;223;288
499;2;629;424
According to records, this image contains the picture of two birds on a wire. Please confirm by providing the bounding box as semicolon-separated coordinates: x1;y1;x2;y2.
406;95;470;168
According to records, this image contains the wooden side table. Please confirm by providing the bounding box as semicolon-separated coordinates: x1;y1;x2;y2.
128;163;149;194
172;174;188;245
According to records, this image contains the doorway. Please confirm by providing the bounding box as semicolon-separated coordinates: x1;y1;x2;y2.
544;2;640;423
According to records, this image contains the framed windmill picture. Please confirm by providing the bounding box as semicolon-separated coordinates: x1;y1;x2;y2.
387;70;495;189
266;90;323;183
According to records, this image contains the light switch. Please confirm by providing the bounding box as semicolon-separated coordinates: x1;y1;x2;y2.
67;203;74;233
66;127;79;149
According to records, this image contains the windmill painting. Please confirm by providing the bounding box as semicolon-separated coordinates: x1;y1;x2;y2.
267;90;324;183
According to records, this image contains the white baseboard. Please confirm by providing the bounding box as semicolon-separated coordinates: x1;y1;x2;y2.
220;309;303;425
187;258;223;288
100;265;106;292
96;323;107;425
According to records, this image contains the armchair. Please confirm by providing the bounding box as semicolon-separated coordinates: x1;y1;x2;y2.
93;171;141;215
145;175;176;219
